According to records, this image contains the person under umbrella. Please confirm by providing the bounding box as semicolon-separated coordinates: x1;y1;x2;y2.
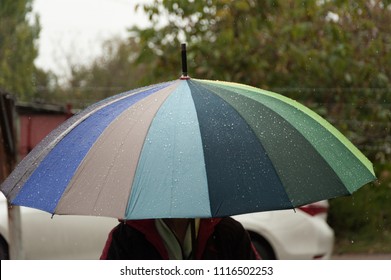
100;217;260;260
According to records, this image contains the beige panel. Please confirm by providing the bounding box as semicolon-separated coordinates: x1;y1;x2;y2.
55;82;180;218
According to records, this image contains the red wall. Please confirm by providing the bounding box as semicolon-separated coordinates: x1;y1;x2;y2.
19;114;69;159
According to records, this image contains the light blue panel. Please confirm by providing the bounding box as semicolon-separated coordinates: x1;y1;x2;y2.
125;80;211;219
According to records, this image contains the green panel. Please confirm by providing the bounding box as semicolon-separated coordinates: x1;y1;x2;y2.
196;79;376;194
218;80;374;173
192;80;350;204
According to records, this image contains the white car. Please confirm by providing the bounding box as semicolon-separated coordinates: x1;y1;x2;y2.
1;192;333;260
0;193;117;260
233;200;334;259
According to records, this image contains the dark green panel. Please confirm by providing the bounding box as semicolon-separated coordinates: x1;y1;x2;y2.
188;81;293;216
197;80;376;194
197;81;350;206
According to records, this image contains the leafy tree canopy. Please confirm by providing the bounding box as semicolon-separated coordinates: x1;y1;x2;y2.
0;0;40;101
130;0;390;162
67;0;390;162
133;0;390;89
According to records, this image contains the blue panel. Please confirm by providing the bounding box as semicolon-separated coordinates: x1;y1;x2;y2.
126;80;211;219
12;83;172;213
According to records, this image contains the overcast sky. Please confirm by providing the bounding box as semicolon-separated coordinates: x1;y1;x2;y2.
32;0;150;76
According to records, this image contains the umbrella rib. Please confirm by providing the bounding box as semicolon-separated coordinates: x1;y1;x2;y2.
169;128;177;217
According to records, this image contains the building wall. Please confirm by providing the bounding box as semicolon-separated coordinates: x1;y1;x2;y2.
18;114;70;159
0;128;11;182
0;92;16;182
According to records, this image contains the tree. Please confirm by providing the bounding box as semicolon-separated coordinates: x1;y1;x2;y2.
0;0;40;101
63;37;147;106
66;0;390;162
132;0;283;84
131;0;390;163
133;0;390;86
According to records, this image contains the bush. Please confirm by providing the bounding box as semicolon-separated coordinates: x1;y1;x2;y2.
328;163;391;253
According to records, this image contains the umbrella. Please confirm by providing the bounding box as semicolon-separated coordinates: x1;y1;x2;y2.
0;44;376;220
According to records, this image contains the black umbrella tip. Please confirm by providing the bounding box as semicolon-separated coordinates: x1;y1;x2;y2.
180;43;190;80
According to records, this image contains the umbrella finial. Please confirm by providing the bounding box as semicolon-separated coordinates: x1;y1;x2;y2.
180;43;190;80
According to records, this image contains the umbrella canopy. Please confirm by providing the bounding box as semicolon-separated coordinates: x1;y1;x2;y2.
0;78;376;220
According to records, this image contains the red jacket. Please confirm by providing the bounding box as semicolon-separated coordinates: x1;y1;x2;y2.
100;217;259;260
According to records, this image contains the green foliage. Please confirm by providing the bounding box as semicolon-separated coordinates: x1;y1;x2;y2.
129;0;391;165
64;37;148;107
0;0;40;100
329;163;391;253
132;0;390;87
67;0;390;163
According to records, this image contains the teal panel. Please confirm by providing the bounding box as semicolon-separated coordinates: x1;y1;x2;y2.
125;80;211;219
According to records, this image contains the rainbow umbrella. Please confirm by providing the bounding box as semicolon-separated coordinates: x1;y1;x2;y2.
0;45;376;220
